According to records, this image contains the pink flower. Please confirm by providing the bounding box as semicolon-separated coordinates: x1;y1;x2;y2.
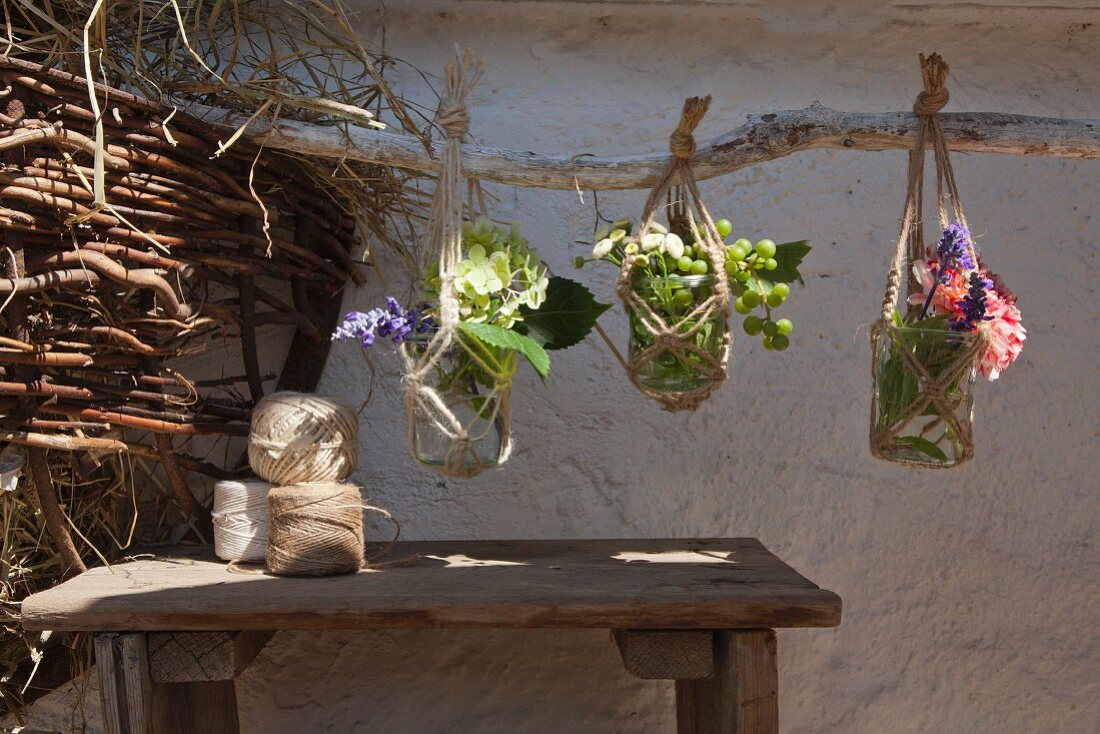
977;287;1026;380
907;249;1025;380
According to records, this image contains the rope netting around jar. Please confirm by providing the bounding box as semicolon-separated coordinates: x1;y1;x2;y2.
399;50;513;479
616;96;732;412
869;53;986;467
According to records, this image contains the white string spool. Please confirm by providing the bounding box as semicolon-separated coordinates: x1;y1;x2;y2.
247;391;359;484
212;478;272;562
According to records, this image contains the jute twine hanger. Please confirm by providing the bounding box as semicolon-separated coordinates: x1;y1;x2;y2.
869;52;985;468
617;95;732;412
400;49;513;478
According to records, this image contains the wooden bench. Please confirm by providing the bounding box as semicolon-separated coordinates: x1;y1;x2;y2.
22;538;841;733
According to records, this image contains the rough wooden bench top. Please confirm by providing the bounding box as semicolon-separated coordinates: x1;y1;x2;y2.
22;538;841;632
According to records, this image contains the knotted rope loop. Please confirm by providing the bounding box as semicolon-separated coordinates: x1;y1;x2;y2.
436;103;470;139
913;53;950;117
669;95;710;160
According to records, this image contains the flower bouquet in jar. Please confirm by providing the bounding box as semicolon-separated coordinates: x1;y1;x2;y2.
334;218;606;476
872;225;1025;467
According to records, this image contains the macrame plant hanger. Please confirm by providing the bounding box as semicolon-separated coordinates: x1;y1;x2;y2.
617;95;732;411
401;49;513;479
869;53;985;467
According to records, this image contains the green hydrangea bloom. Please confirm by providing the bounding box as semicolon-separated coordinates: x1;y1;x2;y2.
426;217;548;329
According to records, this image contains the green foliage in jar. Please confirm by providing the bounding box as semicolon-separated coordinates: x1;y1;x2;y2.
578;216;811;353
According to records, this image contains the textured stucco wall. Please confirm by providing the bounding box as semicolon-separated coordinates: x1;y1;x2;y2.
14;2;1100;732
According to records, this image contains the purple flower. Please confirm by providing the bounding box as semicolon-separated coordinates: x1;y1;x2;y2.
920;224;977;319
331;298;437;347
950;272;993;331
935;224;976;276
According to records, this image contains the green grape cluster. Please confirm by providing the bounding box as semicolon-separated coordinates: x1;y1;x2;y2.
716;220;795;352
581;215;807;354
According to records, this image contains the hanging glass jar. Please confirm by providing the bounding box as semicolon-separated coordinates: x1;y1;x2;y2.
406;336;511;475
628;273;727;394
870;322;980;468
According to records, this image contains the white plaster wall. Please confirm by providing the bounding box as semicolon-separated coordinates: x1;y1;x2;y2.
14;1;1100;732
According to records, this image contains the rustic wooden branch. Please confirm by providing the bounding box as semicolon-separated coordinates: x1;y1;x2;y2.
197;103;1100;191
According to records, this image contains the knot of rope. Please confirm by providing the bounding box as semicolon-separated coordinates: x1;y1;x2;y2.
913;52;950;117
437;103;470;139
669;95;711;160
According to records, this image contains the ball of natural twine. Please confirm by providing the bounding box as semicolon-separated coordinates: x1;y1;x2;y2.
248;391;358;485
266;482;365;577
212;478;272;563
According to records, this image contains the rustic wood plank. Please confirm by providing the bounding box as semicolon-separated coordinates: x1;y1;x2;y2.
614;629;714;680
95;633;153;734
149;680;240;734
675;630;778;734
95;632;242;734
23;539;841;632
148;631;274;682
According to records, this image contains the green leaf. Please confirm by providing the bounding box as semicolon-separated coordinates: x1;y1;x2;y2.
893;436;949;462
458;321;551;378
517;276;611;351
767;241;811;283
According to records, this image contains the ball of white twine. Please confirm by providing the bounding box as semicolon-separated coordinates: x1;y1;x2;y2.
248;391;358;485
212;478;272;563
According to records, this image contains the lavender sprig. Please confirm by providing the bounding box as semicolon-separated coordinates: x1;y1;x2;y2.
332;297;436;348
950;272;993;331
920;224;975;320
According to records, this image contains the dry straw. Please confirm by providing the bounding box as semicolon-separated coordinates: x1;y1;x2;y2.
266;483;366;576
617;96;732;412
869;53;983;467
248;392;359;485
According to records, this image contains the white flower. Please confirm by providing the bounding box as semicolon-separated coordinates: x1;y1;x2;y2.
647;222;668;235
664;233;685;260
641;233;665;252
609;228;627;243
592;237;615;259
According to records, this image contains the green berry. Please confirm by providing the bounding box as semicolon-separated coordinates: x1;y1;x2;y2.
771;282;790;298
715;219;733;238
755;239;777;258
734;298;752;315
573;256;586;269
766;292;783;308
764;258;778;271
672;291;694;309
734;270;751;283
677;255;694;272
771;333;790;351
726;245;746;262
776;318;793;335
734;238;752;252
690;259;709;275
763;320;779;337
741;290;761;308
762;336;775;350
743;316;764;335
724;261;738;276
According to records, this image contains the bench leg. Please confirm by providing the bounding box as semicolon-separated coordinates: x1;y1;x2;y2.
95;633;241;734
675;629;778;734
